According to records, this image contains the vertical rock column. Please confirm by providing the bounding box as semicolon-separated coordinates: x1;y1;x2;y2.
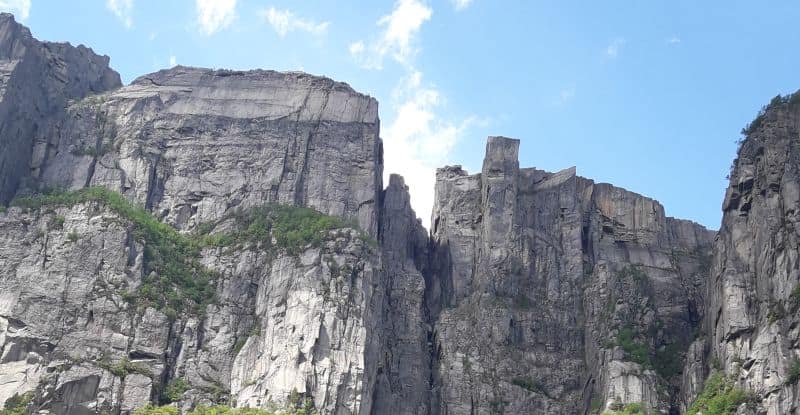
478;136;521;296
371;175;432;415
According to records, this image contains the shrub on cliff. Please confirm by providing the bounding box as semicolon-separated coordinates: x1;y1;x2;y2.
686;372;751;415
11;187;216;315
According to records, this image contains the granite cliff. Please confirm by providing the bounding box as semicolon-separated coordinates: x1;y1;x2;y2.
0;13;798;415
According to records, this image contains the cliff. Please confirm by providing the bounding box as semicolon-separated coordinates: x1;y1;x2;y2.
0;13;121;204
1;13;799;415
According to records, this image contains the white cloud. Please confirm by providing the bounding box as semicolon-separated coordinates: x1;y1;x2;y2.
196;0;237;35
383;71;478;227
351;0;482;227
350;0;432;69
349;41;365;55
106;0;133;28
606;37;626;57
0;0;30;20
169;55;177;67
667;36;681;44
260;7;329;37
451;0;472;11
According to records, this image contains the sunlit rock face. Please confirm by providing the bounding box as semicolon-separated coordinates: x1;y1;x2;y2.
31;65;383;237
6;11;800;415
693;96;800;415
427;137;713;414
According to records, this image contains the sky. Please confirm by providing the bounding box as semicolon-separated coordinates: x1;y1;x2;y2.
3;0;800;230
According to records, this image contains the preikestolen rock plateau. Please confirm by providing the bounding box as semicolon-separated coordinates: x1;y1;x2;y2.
0;12;799;415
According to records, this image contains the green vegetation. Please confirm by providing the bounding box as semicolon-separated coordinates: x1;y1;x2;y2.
742;92;800;136
67;231;80;243
133;401;318;415
615;326;650;367
133;405;180;415
511;377;546;395
602;402;646;414
12;187;216;314
198;205;350;255
1;392;34;415
513;293;534;310
652;342;684;379
233;337;248;354
11;187;361;317
617;265;648;284
461;355;471;372
768;301;787;323
589;396;604;414
70;143;112;158
0;205;6;214
786;359;800;385
163;379;191;403
99;356;152;379
686;372;751;415
789;285;800;313
49;215;65;230
606;324;685;379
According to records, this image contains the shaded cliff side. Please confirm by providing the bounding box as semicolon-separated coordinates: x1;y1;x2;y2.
0;13;121;204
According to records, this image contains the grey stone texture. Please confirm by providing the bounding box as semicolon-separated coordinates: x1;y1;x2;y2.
3;13;800;415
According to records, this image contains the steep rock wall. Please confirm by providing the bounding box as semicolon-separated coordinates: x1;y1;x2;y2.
30;66;382;236
0;13;120;204
697;95;800;415
428;137;714;414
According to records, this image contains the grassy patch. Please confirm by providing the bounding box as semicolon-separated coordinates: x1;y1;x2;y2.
653;342;684;379
603;402;647;414
133;406;180;415
786;359;800;385
67;231;80;243
790;285;800;313
70;143;112;158
99;356;152;379
511;377;547;396
12;187;216;314
197;205;355;255
1;392;34;415
162;379;191;403
133;401;319;415
686;372;751;415
616;326;650;367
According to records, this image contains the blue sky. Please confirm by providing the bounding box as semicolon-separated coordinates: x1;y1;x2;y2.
4;0;799;229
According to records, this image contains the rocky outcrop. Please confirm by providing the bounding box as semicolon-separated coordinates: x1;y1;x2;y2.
0;13;120;204
29;66;382;236
693;94;800;414
371;175;432;415
428;137;714;414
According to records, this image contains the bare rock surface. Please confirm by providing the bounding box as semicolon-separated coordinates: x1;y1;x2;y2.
0;13;120;204
5;13;800;415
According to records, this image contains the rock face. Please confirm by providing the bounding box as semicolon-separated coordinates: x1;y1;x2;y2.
4;13;800;415
427;137;714;414
0;13;121;204
691;95;800;415
30;65;382;236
